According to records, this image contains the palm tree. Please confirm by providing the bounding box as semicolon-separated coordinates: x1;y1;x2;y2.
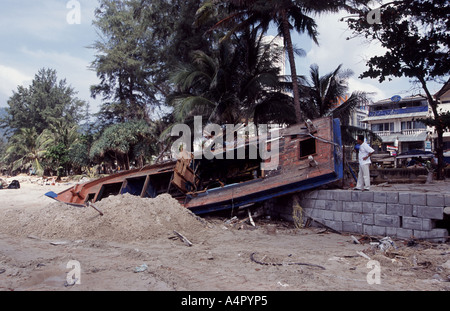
168;26;295;126
199;0;370;124
5;128;53;176
299;63;377;145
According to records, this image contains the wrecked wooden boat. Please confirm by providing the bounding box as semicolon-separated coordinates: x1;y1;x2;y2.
46;117;343;215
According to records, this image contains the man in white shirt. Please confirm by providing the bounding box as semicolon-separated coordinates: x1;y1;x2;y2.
354;135;374;191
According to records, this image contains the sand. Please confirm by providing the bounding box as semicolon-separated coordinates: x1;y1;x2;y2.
0;178;449;291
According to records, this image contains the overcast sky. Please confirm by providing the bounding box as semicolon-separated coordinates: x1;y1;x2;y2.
0;0;445;115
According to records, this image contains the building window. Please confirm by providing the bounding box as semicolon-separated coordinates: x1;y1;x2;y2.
372;122;394;132
401;121;426;130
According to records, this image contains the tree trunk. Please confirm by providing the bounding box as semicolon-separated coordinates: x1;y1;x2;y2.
281;9;304;124
418;76;445;180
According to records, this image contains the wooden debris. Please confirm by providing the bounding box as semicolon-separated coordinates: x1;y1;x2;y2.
173;230;193;247
248;210;255;227
356;251;371;260
87;201;103;216
50;241;70;246
250;252;326;270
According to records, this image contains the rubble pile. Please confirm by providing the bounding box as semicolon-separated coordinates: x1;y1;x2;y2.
0;193;211;242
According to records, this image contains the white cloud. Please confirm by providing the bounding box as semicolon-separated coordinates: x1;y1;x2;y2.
0;65;33;101
293;9;429;102
348;78;387;101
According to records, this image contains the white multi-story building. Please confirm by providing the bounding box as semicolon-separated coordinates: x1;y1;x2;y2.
363;94;431;154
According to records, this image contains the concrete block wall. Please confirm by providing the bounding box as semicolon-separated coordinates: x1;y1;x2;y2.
269;189;449;241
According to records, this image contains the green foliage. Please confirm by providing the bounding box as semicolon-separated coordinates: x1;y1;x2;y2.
299;64;376;145
90;120;157;169
1;68;87;135
169;27;296;126
4;127;53;176
203;0;371;123
1;68;89;176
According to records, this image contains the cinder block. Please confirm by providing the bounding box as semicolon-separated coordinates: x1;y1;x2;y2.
387;204;413;216
410;193;426;205
395;228;414;239
362;214;374;225
363;225;373;235
315;199;326;209
323;220;342;232
352;213;362;223
325;200;342;211
402;217;423;230
387;204;403;216
445;194;450;206
422;219;433;231
386;192;399;204
336;190;352;201
318;190;334;200
343;201;362;213
359;191;374;202
413;205;444;220
372;226;387;236
341;212;352;222
398;193;410;204
413;228;448;242
375;214;400;227
305;207;323;219
373;192;387;203
333;211;343;221
342;222;363;234
332;190;342;201
362;202;386;214
363;225;387;236
426;194;445;207
403;204;413;217
323;210;335;220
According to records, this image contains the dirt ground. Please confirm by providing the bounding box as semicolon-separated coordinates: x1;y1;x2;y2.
0;176;449;292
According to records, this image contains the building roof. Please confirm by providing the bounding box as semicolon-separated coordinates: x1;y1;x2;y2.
363;111;428;122
434;78;450;100
370;94;427;106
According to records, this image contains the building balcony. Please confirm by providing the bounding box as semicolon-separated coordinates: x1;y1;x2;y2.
364;106;428;122
368;105;428;117
374;129;427;136
373;129;428;143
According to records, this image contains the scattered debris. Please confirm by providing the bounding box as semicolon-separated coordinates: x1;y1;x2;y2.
172;230;193;247
250;252;326;270
370;237;397;252
356;251;371;260
277;281;290;287
134;264;148;273
50;241;70;246
248;210;255;227
87;201;103;216
351;235;361;244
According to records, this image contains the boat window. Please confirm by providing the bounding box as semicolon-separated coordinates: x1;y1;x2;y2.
299;138;316;158
97;182;123;201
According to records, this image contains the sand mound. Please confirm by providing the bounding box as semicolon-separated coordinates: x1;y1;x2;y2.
0;193;211;242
